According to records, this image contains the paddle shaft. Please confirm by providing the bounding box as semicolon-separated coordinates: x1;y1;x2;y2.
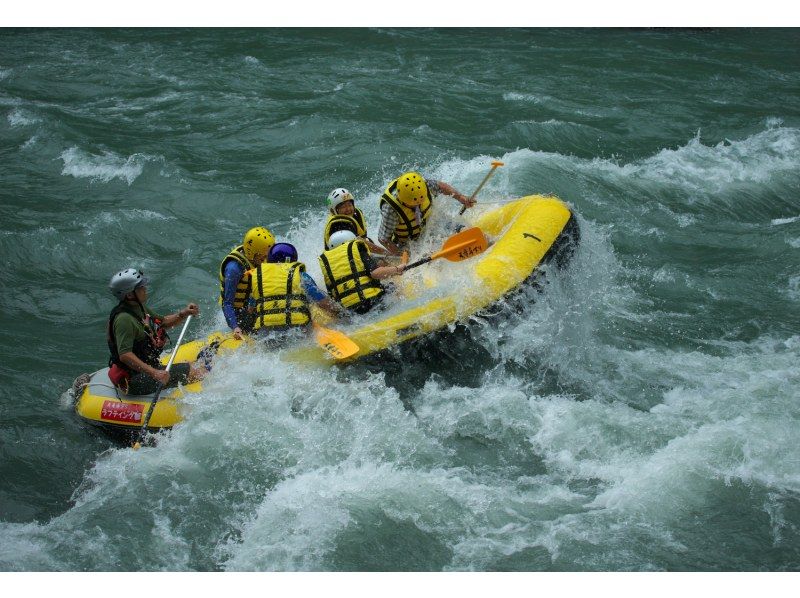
134;315;192;447
459;161;504;215
404;256;433;271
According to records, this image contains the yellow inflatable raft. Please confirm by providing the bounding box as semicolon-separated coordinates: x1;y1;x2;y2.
301;194;579;360
74;194;578;436
72;334;238;438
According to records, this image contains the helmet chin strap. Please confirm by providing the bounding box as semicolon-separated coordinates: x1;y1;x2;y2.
123;286;145;312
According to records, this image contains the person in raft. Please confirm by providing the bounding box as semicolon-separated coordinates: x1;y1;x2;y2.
377;171;476;255
318;230;406;315
248;242;344;337
323;187;387;255
107;268;206;395
219;226;275;340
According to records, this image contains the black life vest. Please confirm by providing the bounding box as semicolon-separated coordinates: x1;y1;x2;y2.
107;302;168;372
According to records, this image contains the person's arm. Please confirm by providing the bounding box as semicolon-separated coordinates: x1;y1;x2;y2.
219;260;246;336
114;315;170;384
301;272;347;318
161;303;200;329
370;263;405;280
382;239;402;256
362;237;389;255
432;179;475;209
119;352;170;385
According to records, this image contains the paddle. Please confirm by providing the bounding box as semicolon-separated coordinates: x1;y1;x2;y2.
313;322;359;360
132;315;192;450
459;160;505;215
404;227;489;272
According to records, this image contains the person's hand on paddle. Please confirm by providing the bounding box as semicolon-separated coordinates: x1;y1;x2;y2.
455;192;476;209
150;367;170;386
182;303;200;317
232;326;243;340
371;262;405;280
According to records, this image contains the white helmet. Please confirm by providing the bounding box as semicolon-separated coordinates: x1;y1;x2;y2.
328;230;357;249
109;268;149;300
327;187;354;212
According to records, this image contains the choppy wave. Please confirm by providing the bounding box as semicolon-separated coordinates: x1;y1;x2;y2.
79;209;176;236
59;147;161;185
630;128;800;193
2;28;800;573
7;134;797;571
772;215;800;225
503;92;550;104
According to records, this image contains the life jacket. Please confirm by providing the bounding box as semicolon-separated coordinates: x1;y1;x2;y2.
379;177;432;242
323;207;368;250
318;239;384;309
250;262;311;329
218;245;253;309
107;302;168;385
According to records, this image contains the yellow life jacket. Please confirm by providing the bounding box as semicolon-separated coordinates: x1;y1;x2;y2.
318;239;384;309
250;262;311;329
218;245;252;308
379;178;432;242
323;208;368;249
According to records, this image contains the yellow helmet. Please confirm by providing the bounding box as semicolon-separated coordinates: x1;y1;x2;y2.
243;226;275;262
396;172;428;207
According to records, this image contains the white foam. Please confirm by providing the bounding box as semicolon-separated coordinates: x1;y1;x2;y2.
503;92;549;104
59;147;160;185
518;337;800;522
630;127;800;194
7;108;39;127
787;275;800;300
772;215;800;226
495;126;800;198
512;118;571;127
20;136;38;149
0;522;61;571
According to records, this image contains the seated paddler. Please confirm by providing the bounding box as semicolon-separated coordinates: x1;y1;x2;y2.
248;242;343;339
377;172;475;255
318;230;405;315
107;268;206;395
324;187;387;255
219;226;275;340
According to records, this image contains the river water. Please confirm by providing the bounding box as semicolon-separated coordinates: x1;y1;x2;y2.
1;28;799;572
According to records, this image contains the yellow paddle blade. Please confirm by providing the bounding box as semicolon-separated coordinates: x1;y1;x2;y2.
434;227;489;262
313;323;359;360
